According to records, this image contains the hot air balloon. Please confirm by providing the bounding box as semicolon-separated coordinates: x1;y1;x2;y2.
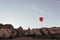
39;17;44;22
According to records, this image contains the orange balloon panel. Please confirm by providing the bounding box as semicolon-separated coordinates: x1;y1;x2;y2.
39;17;44;22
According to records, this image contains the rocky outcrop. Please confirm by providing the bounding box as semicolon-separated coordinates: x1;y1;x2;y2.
48;27;60;35
0;23;60;40
0;28;11;38
0;24;17;38
31;29;42;35
41;28;49;35
17;26;25;37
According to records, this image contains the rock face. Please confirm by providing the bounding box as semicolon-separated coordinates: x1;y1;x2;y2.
24;27;31;36
31;29;42;35
24;28;42;36
48;27;60;35
0;23;60;40
17;26;24;37
0;24;17;38
0;28;11;38
41;28;49;35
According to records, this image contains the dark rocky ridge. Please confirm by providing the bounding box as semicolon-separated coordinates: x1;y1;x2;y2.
0;24;60;40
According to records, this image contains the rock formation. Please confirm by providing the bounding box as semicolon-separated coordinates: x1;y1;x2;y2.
17;26;24;37
0;24;60;40
0;24;17;39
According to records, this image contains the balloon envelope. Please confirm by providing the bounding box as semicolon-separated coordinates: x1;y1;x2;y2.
39;17;44;22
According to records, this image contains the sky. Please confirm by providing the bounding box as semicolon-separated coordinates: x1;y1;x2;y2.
0;0;60;29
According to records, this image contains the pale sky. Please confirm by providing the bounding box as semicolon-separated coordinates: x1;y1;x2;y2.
0;0;60;29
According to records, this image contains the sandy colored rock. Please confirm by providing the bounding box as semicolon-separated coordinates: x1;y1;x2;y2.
31;29;42;35
48;27;60;35
42;28;49;35
0;28;12;38
17;26;25;36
